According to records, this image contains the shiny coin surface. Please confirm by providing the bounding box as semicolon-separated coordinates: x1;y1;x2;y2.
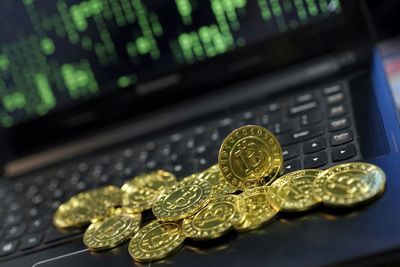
182;195;246;240
53;197;110;228
152;179;212;221
179;173;201;185
122;187;158;212
218;125;283;190
198;165;237;195
313;162;386;207
83;209;141;251
122;170;177;193
268;169;322;212
128;220;185;262
236;187;278;231
81;185;122;208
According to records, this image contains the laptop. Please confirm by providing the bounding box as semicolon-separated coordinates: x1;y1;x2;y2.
1;0;399;266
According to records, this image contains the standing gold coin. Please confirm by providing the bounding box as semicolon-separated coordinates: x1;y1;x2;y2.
128;220;185;262
122;187;158;212
267;169;322;212
152;179;212;221
182;195;246;240
218;125;283;190
313;162;386;207
236;187;278;231
122;170;177;193
197;164;237;195
83;209;141;251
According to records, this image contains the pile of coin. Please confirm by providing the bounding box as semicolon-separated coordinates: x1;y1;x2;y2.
53;125;386;262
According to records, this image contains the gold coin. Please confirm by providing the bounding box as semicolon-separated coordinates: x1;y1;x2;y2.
128;220;185;262
76;185;122;208
83;209;141;251
122;170;177;193
122;187;158;212
53;186;122;228
267;169;322;212
236;187;278;231
313;162;386;207
182;195;246;240
218;125;283;190
53;198;109;228
197;164;237;195
152;179;212;221
179;173;200;185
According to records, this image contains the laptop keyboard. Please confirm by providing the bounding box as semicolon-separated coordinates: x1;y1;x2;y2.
0;82;362;261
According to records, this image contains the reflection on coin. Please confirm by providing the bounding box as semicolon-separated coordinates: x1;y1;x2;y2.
122;170;177;193
268;169;322;212
218;125;283;190
182;195;246;240
313;162;386;207
84;210;141;251
128;220;185;262
53;186;121;228
179;173;201;186
122;187;158;212
152;179;212;221
197;164;237;195
236;187;278;231
77;185;122;208
53;200;109;228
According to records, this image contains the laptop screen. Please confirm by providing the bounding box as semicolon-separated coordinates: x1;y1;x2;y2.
0;0;342;128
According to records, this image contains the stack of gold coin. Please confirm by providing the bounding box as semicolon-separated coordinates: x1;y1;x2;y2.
53;125;386;263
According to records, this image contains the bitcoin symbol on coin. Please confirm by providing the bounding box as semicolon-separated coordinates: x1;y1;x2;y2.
152;180;212;221
326;172;369;195
142;226;180;250
196;204;234;227
129;221;185;262
234;139;268;177
164;186;202;211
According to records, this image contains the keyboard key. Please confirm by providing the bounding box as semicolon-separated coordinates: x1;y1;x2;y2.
0;240;18;257
268;121;294;135
300;112;322;127
332;144;356;162
4;224;27;240
329;117;350;132
283;159;300;174
282;145;300;161
323;84;342;95
303;138;326;154
289;101;317;116
326;92;344;105
295;92;314;104
3;213;23;228
20;233;43;251
29;218;49;233
304;152;328;168
331;130;353;146
266;102;281;113
279;125;324;146
328;105;347;118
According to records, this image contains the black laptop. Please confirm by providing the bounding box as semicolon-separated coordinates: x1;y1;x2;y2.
1;0;400;266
